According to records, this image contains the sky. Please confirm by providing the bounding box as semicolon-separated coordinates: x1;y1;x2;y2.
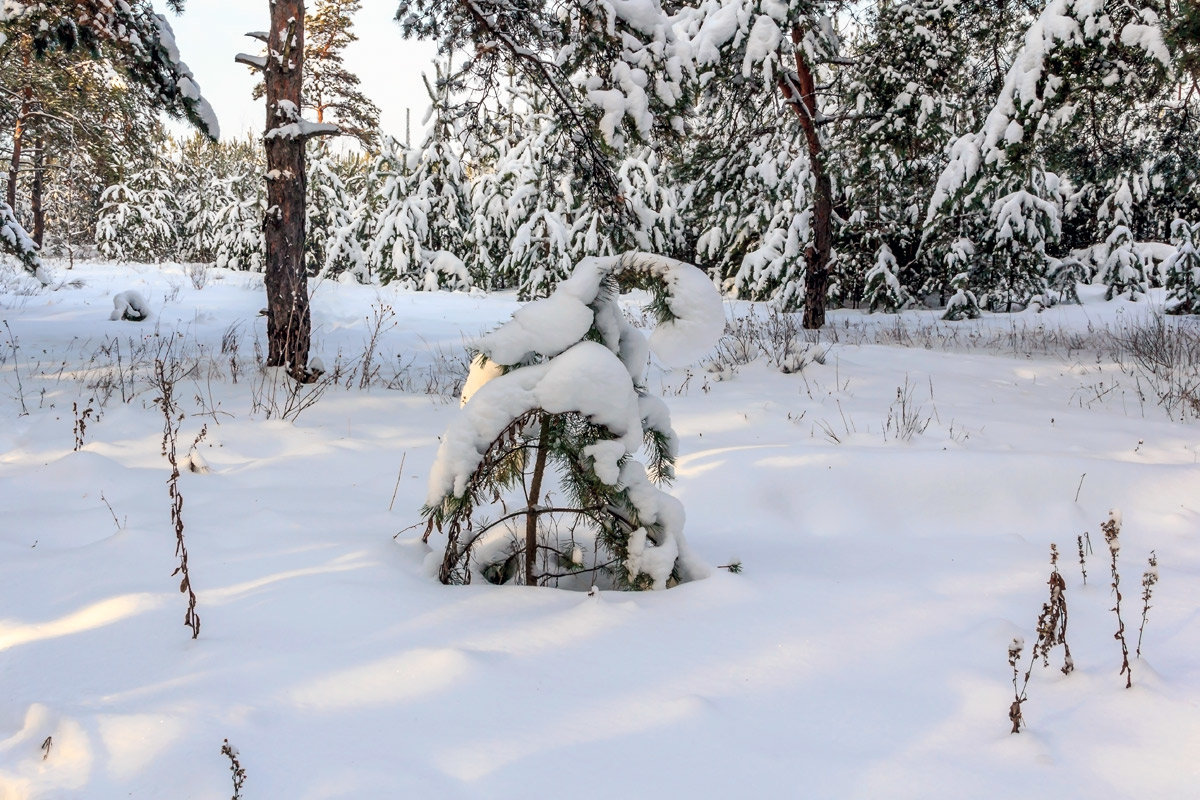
164;0;438;143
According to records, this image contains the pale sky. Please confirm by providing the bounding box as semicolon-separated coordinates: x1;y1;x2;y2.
165;0;438;143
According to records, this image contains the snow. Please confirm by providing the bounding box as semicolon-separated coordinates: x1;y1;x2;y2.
265;120;341;140
108;290;150;322
2;261;1200;796
426;340;643;504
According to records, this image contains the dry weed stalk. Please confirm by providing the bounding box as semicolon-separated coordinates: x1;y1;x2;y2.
3;319;29;415
1102;512;1132;688
1137;550;1158;658
359;302;396;389
221;739;246;799
1008;637;1026;733
1009;544;1075;733
1076;531;1092;585
72;398;94;451
152;356;201;639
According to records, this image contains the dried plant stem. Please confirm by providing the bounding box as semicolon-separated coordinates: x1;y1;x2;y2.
1008;637;1026;733
1009;544;1076;733
1102;515;1132;688
153;357;201;639
1076;531;1092;585
388;451;407;512
3;320;29;416
100;492;123;532
221;739;246;799
1137;550;1158;658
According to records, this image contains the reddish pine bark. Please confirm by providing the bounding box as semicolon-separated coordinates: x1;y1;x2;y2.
263;0;314;379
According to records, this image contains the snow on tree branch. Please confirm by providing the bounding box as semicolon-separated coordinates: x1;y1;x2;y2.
928;0;1170;220
1;200;49;285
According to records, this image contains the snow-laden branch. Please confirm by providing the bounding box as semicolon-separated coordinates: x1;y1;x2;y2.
927;0;1170;220
264;99;340;140
475;252;723;368
1;200;49;286
154;14;221;140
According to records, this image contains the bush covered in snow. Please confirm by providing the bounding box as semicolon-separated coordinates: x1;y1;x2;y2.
422;252;723;590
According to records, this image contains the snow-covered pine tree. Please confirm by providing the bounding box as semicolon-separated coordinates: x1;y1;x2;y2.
214;191;266;273
304;0;380;145
941;238;982;321
364;137;428;286
1165;219;1200;314
620;148;687;261
95;164;180;262
927;0;1171;308
404;68;472;290
326;142;392;283
1100;226;1148;301
842;0;968;309
173;136;261;265
176;137;222;264
680;118;810;310
422;252;724;590
674;0;850;328
2;2;217;277
481;85;577;298
1046;256;1087;305
863;243;908;313
978;175;1060;311
1097;179;1149;301
305;140;357;277
94;181;139;262
0;199;45;282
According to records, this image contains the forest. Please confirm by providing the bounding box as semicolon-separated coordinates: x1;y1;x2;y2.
2;1;1200;798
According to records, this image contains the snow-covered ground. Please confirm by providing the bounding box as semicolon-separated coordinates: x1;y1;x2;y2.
2;261;1198;799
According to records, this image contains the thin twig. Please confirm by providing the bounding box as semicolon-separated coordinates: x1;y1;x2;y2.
388;451;407;512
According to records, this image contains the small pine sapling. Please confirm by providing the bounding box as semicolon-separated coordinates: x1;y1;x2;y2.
863;242;908;313
1165;219;1200;314
1046;257;1086;305
1137;550;1158;658
1100;226;1147;302
942;271;981;321
1102;510;1132;688
422;253;723;590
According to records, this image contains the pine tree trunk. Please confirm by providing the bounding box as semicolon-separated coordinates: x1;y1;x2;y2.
31;137;44;247
263;0;314;379
7;75;30;215
781;25;831;329
525;414;551;586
